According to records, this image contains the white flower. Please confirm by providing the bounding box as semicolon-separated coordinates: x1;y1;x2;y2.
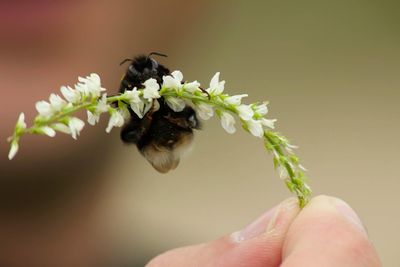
39;126;56;137
162;70;183;90
87;111;99;126
16;113;27;130
220;112;236;134
165;97;185;112
246;119;264;138
260;118;276;129
254;102;268;116
237;104;254;121
35;100;53;117
184;80;201;93
60;86;81;104
206;72;225;95
225;94;248;106
196;103;214;120
143;78;160;101
78;73;105;98
52;123;71;134
123;88;145;118
49;93;66;112
119;105;131;121
8;140;19;160
106;110;125;133
96;94;109;113
68;117;85;139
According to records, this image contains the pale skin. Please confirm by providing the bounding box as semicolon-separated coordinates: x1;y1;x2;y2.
146;195;382;267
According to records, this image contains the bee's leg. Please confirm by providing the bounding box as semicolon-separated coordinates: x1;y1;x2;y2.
199;86;211;100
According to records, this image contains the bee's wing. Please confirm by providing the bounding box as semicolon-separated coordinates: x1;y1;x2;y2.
141;143;180;173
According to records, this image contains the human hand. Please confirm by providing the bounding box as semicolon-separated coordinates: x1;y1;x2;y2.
146;195;381;267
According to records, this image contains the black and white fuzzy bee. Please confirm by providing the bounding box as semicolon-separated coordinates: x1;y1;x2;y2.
119;53;200;173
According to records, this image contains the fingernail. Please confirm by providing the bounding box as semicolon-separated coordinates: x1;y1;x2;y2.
266;197;298;234
335;199;367;234
231;197;297;243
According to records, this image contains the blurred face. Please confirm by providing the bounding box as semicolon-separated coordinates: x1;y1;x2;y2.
0;1;200;266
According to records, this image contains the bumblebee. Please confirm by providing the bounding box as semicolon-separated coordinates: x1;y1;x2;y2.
119;52;200;173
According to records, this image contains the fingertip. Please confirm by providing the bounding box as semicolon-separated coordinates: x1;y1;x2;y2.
282;195;381;267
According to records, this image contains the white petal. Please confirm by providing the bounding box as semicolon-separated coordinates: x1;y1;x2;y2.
69;117;85;139
52;123;71;134
49;93;66;111
130;101;145;118
165;97;186;112
87;111;99;126
106;111;125;133
171;70;183;82
237;105;254;121
8;141;18;160
184;81;201;93
35;101;53;117
17;112;27;129
40;126;56;137
119;106;131;121
220;112;236;134
207;72;225;95
162;75;181;89
196;103;214;120
143;78;160;100
123;88;141;103
261;118;276;129
255;103;268;116
95;94;110;113
225;94;248;106
60;86;81;104
247;119;264;138
209;72;220;89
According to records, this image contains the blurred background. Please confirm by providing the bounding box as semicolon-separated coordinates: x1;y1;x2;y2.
1;1;399;266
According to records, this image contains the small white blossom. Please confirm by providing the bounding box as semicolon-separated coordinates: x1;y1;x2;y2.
225;94;248;106
60;86;81;104
165;97;185;112
184;80;201;93
196;103;214;120
254;102;268;116
87;111;99;126
106;110;125;133
87;94;109;125
246;119;264;138
39;126;56;137
68;117;85;139
119;105;131;121
162;70;184;90
8;141;19;160
52;123;71;134
123;88;145;118
220;112;236;134
237;104;254;121
96;94;109;113
49;93;67;112
77;73;105;98
260;118;276;129
143;78;160;101
206;72;225;95
16;113;27;130
35;100;53;117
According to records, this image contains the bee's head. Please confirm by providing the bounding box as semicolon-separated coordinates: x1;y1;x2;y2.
120;52;169;85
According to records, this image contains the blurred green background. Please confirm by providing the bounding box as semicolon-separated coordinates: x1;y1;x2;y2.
1;1;399;266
